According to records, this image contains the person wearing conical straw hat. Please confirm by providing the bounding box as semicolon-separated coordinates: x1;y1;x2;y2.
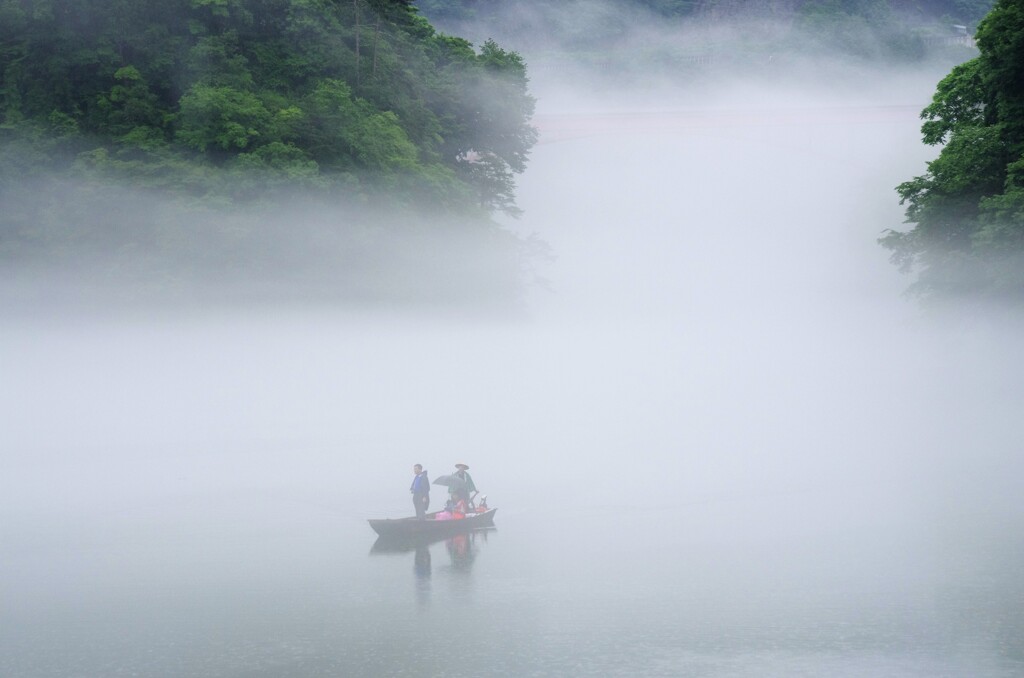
451;463;477;508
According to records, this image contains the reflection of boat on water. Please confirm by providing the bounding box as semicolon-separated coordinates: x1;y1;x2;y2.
367;508;497;539
370;532;449;554
445;531;476;572
370;529;492;583
368;524;495;557
370;525;495;554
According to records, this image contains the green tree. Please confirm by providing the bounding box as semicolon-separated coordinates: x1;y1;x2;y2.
176;84;273;152
439;39;538;214
882;0;1024;298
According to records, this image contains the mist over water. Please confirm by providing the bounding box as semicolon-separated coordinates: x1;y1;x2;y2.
3;62;1024;676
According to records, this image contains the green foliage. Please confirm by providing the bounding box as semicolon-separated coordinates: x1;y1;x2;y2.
0;0;537;214
918;60;988;144
413;0;995;78
883;0;1024;299
438;39;538;213
177;85;272;152
418;0;994;31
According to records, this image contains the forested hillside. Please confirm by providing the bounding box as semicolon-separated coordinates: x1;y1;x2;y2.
417;0;993;67
419;0;993;25
0;1;542;304
882;0;1024;299
0;0;536;212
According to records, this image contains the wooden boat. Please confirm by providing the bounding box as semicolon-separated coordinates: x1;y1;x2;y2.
367;508;497;538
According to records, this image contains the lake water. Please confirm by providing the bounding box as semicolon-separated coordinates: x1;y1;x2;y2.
3;75;1024;676
3;477;1022;677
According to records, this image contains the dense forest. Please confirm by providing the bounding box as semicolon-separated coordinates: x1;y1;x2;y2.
420;0;993;24
882;0;1024;299
417;0;995;66
0;1;541;303
0;0;536;211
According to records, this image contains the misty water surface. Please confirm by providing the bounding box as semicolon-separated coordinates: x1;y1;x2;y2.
2;71;1023;677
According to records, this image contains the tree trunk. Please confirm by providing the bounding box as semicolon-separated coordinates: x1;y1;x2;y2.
372;14;380;78
353;0;361;86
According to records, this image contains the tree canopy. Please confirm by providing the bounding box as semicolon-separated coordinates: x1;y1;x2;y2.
0;0;537;214
418;0;993;24
415;0;994;76
882;0;1024;299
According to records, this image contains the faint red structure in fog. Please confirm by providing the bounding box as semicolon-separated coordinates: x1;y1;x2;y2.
531;105;924;145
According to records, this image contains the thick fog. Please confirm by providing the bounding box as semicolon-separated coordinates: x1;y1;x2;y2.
3;31;1023;678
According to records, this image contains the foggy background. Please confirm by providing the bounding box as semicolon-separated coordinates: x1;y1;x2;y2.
2;12;1023;677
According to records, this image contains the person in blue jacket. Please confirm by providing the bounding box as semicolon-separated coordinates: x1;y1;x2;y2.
410;464;430;519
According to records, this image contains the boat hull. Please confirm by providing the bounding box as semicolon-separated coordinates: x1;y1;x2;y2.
368;508;497;538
